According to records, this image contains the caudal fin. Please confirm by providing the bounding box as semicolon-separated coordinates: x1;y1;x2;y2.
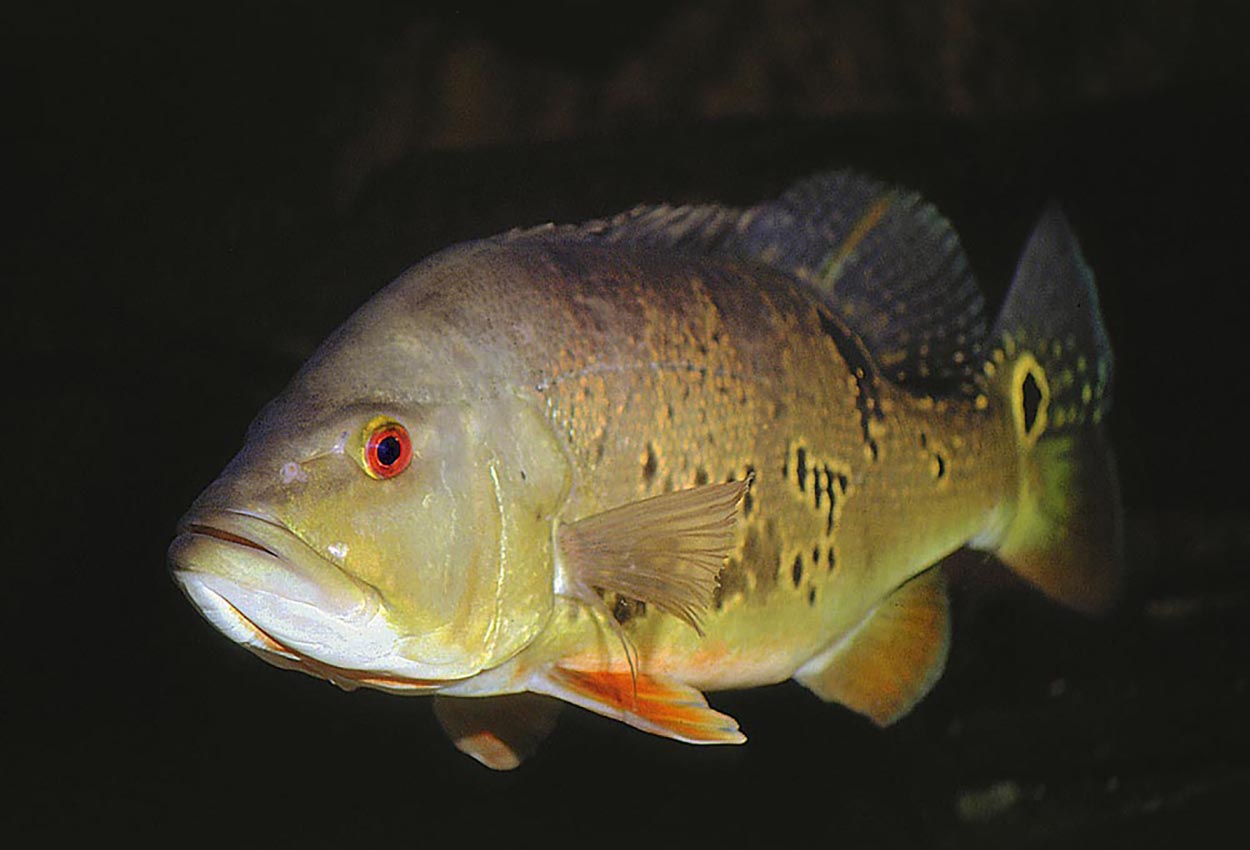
982;206;1123;615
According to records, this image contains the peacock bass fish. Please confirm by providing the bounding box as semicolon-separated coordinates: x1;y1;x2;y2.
170;172;1121;769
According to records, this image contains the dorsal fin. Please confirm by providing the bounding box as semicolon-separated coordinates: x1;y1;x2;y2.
503;202;743;253
731;172;988;396
505;171;989;397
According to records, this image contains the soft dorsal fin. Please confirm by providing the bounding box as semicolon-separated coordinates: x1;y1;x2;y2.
794;567;950;726
732;172;988;395
506;172;988;396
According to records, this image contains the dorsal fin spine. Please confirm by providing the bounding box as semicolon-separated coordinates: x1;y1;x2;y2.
507;170;990;398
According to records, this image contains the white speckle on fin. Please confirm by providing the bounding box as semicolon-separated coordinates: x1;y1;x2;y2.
794;567;950;726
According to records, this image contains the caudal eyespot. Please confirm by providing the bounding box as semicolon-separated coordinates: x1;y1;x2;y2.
1021;370;1043;436
1011;352;1050;446
364;421;413;479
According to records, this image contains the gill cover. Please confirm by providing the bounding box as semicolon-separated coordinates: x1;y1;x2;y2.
181;389;569;683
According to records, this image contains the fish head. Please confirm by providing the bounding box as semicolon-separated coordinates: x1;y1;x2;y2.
170;381;571;692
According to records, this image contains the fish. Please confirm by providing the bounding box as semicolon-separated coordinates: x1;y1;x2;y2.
169;171;1121;770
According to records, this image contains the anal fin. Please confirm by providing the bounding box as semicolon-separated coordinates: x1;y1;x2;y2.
795;568;950;726
433;693;562;771
536;666;745;745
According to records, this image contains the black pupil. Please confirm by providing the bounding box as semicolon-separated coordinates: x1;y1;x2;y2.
376;434;402;467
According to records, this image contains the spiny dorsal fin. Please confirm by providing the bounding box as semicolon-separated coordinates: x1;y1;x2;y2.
503;203;743;253
557;478;750;636
433;693;562;771
794;567;950;726
505;172;988;397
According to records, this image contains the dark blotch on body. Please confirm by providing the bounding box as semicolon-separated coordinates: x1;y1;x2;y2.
612;596;646;625
642;443;658;484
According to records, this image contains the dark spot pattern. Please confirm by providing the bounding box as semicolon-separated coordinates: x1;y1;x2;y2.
1021;368;1043;437
612;595;646;625
786;441;852;541
816;305;882;453
642;443;658;484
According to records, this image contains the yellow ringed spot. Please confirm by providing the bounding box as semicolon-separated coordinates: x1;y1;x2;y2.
1011;352;1050;448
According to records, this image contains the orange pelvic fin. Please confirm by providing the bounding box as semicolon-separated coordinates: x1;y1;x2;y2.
795;567;950;726
433;693;562;771
537;666;746;745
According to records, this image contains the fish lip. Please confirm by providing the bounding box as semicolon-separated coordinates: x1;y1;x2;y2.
174;508;293;562
168;507;372;624
169;508;460;689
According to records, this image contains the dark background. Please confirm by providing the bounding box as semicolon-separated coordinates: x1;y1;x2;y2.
9;2;1249;846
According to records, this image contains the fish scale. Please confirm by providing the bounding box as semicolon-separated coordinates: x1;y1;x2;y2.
518;240;1007;690
170;171;1121;769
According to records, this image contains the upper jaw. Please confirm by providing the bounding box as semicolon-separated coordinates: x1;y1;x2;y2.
170;508;372;621
169;509;385;670
168;509;455;690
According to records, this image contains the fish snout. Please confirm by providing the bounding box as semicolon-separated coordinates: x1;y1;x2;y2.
169;509;382;649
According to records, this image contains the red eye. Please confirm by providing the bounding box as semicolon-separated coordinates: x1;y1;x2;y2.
364;422;412;479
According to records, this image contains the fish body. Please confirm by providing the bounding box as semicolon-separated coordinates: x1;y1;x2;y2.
170;172;1120;769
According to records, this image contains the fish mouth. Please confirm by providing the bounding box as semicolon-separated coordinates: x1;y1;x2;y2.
183;521;277;556
169;510;445;692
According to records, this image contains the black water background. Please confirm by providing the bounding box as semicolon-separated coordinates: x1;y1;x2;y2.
8;5;1249;847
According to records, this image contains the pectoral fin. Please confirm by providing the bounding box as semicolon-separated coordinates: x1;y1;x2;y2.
795;568;950;726
534;666;746;745
557;478;750;634
433;693;562;771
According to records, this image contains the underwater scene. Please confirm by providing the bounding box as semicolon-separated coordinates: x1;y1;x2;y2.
11;3;1248;847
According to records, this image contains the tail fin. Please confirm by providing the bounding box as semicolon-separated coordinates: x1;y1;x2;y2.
982;206;1123;615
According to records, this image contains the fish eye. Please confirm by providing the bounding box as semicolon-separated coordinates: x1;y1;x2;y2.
363;420;413;479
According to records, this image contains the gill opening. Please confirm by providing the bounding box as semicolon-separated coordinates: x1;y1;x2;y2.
484;462;507;664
